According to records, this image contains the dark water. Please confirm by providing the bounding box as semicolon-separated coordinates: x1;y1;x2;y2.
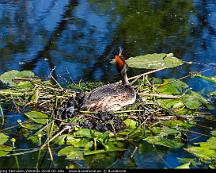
0;0;216;169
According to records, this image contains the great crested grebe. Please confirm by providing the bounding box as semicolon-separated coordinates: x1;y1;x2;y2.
82;48;136;112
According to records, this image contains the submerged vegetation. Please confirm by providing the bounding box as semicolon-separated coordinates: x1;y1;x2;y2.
0;53;216;169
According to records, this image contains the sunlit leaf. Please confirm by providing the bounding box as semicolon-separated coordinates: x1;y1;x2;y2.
161;120;196;128
209;91;216;96
124;119;137;129
16;81;33;89
177;157;198;167
157;99;184;109
175;162;191;169
25;111;49;124
84;147;126;156
58;146;84;160
185;147;216;161
0;145;12;157
156;79;188;95
182;92;208;110
193;74;216;84
160;126;179;137
0;70;35;86
197;137;216;150
126;53;183;69
17;119;42;130
144;136;183;149
0;133;9;145
211;130;216;137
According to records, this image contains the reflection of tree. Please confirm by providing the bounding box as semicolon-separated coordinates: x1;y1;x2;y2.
1;0;214;82
20;0;78;74
86;0;193;79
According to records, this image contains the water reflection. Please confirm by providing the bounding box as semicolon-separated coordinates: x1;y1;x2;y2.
0;0;215;83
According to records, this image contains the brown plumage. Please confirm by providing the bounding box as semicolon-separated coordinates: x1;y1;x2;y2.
82;49;136;112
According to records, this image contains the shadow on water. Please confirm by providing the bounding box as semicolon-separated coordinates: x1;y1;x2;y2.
0;0;216;169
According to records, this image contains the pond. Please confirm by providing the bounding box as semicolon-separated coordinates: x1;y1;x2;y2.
0;0;216;169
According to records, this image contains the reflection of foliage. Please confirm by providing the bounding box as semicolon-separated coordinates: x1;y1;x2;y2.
88;0;192;56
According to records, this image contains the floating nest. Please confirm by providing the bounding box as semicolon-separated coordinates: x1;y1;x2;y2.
0;74;197;134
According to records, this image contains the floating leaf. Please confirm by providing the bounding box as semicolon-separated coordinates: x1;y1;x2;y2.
160;126;179;137
185;147;216;161
177;157;198;167
124;119;137;129
161;120;196;128
182;92;208;110
211;130;216;137
58;146;84;160
84;147;126;156
156;79;188;95
0;145;12;157
126;53;183;69
17;119;43;130
16;81;33;89
209;91;216;96
193;74;216;84
0;133;9;145
25;111;49;124
144;136;183;149
0;70;35;86
157;99;184;109
197;137;216;150
175;162;191;169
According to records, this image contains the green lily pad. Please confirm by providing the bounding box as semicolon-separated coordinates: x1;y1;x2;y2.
157;99;184;109
144;136;183;149
16;81;33;89
193;74;216;84
25;111;49;124
209;91;216;96
0;133;9;145
185;147;216;161
17;119;43;130
177;157;198;167
182;92;208;110
197;137;216;150
58;146;84;160
0;70;35;86
84;147;126;156
124;119;137;129
0;145;13;157
156;79;188;95
175;162;191;169
211;130;216;137
126;53;183;69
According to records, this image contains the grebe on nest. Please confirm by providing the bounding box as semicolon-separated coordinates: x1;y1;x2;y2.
82;48;136;112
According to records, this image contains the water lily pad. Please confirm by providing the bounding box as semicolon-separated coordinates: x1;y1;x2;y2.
182;92;208;110
126;53;183;69
193;74;216;84
144;136;183;149
0;70;35;86
158;99;184;109
211;130;216;137
0;133;9;145
124;119;137;129
25;111;49;124
84;147;126;156
185;147;216;161
156;79;188;95
17;119;43;130
175;162;191;169
0;145;12;156
16;81;33;89
58;146;84;160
